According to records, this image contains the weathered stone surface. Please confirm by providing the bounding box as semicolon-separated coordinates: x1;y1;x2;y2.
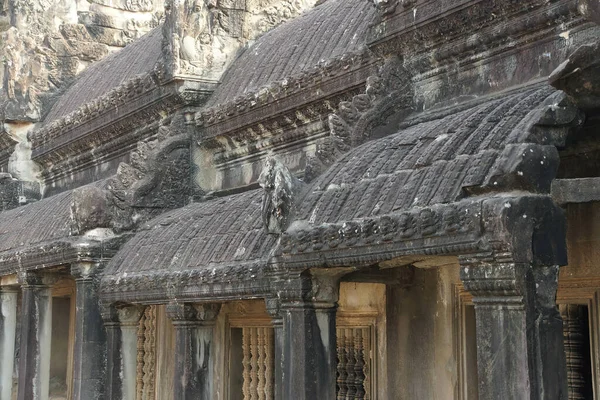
258;157;306;234
460;263;568;400
166;302;220;400
552;177;600;204
71;262;107;400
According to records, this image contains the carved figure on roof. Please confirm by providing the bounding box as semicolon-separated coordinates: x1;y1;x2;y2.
258;157;305;234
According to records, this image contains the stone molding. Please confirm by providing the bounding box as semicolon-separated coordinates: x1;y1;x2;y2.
368;0;580;55
0;235;125;276
166;302;221;324
30;80;211;188
16;270;62;287
195;50;374;131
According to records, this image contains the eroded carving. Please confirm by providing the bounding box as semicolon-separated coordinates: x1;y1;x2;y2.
259;157;306;234
280;200;480;255
108;117;193;230
304;56;413;182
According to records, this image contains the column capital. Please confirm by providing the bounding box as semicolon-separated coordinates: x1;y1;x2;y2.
265;297;282;320
17;270;61;287
100;303;144;326
0;285;19;294
459;262;530;301
70;261;104;280
277;272;341;309
165;302;220;325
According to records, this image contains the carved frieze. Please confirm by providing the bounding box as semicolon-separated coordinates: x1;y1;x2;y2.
279;200;480;255
29;74;157;150
162;0;316;81
195;50;373;129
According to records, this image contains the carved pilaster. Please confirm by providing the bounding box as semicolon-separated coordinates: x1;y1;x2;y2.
265;297;283;400
0;287;18;400
101;304;144;400
166;302;221;400
278;273;340;400
460;262;568;400
71;262;107;400
16;271;56;400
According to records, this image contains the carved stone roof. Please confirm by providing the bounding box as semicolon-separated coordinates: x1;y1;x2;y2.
44;27;163;123
101;190;276;302
206;0;376;107
0;190;72;260
277;84;579;267
297;86;561;222
0;179;119;273
100;84;580;301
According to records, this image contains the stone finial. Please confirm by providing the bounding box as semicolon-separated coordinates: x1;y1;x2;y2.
258;157;305;234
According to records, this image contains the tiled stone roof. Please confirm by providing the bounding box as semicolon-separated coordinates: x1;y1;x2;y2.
101;84;577;300
207;0;376;107
103;189;274;280
44;27;163;123
0;190;72;256
296;85;563;224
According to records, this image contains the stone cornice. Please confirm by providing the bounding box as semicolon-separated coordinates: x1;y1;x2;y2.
197;53;380;171
368;0;581;59
196;50;379;137
29;76;215;174
0;234;128;275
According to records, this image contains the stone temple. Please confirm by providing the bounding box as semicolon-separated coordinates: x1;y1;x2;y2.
0;0;599;398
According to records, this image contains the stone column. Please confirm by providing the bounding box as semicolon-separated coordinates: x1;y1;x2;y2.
279;275;339;400
101;304;143;400
166;302;221;400
16;271;56;400
460;262;568;400
266;298;283;400
0;287;18;400
71;262;106;400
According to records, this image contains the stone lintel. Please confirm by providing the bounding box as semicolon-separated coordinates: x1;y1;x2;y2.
166;302;221;325
552;177;600;205
16;270;63;287
0;274;18;287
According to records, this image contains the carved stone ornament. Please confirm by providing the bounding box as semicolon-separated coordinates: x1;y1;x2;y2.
166;302;221;323
279;199;480;255
370;0;417;18
70;186;113;236
304;56;413;182
258;157;306;234
108;117;193;231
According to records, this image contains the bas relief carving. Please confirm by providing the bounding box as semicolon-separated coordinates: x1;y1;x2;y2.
168;0;316;80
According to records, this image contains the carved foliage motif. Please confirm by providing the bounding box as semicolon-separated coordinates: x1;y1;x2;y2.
304;56;413;182
280;200;479;255
136;305;157;400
